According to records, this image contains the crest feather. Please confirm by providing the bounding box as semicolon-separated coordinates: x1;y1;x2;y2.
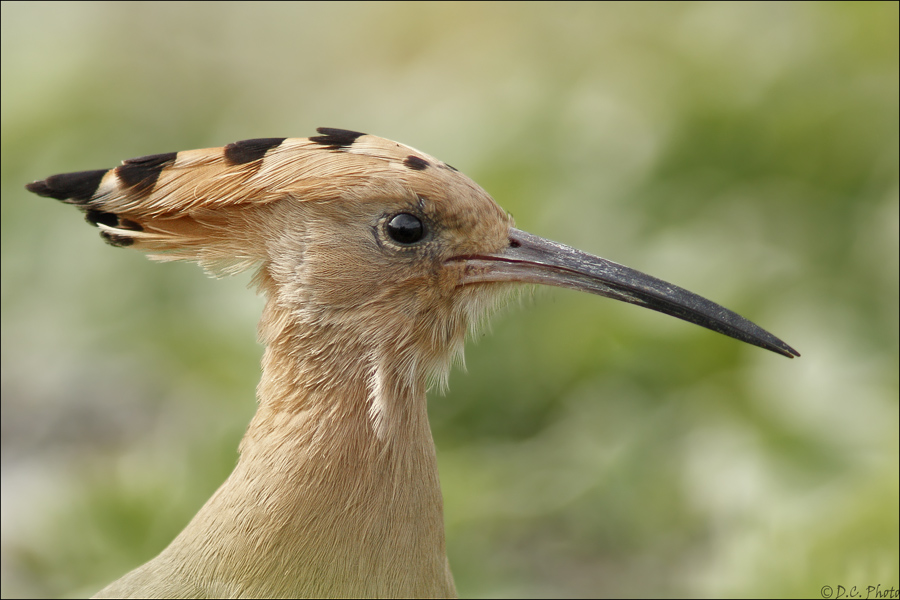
25;128;475;274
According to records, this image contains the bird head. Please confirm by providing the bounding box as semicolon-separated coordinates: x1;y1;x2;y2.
27;128;797;404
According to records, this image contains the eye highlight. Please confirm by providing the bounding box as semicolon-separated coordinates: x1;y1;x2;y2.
386;213;425;244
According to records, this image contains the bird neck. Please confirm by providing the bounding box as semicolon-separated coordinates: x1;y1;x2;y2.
142;298;457;598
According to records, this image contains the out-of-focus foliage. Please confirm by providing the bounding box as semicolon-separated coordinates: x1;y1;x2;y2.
2;2;896;598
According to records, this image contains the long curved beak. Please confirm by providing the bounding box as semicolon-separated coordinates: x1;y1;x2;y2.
457;228;799;358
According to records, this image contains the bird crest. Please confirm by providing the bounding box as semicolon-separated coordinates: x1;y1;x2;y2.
27;128;509;276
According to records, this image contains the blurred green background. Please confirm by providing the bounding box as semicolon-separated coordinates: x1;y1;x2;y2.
2;2;897;598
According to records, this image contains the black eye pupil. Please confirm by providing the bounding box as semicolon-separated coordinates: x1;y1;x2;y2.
386;213;425;244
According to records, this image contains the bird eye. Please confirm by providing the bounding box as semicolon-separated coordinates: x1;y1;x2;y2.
386;213;425;244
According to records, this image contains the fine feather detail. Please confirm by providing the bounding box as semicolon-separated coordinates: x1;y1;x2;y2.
25;129;475;269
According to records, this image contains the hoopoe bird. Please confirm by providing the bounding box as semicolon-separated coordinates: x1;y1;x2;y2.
27;128;798;598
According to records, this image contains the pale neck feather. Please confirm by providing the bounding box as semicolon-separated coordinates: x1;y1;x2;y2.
94;299;456;599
